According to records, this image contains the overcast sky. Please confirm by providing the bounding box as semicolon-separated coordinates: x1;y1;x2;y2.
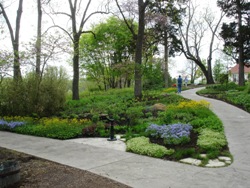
1;0;225;78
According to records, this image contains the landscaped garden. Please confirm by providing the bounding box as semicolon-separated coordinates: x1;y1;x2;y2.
0;86;234;167
197;82;250;113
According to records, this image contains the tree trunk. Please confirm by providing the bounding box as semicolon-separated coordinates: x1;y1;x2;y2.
164;30;169;88
134;0;146;99
237;0;245;86
207;58;215;84
72;35;80;100
13;0;23;80
36;0;42;76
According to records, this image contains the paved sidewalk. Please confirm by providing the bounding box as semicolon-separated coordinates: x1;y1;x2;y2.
1;88;250;188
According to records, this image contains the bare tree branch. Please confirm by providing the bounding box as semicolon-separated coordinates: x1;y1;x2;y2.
44;25;73;41
114;0;136;38
81;30;96;38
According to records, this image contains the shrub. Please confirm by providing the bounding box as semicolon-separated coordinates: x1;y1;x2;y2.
82;124;97;137
171;148;196;160
0;67;68;117
146;123;193;145
12;117;89;139
206;82;238;91
126;136;174;158
163;87;176;93
171;100;210;109
125;106;144;126
197;129;227;151
245;83;250;94
190;116;223;132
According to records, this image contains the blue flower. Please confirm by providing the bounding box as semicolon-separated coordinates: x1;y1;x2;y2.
0;119;25;129
146;123;192;145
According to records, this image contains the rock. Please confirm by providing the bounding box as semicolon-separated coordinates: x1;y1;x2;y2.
205;159;226;167
152;103;166;111
218;156;231;162
200;154;207;158
180;158;202;166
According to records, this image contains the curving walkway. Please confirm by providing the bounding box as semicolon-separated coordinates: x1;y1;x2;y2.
1;88;250;188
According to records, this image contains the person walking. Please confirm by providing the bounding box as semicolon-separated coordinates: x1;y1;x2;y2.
184;76;188;87
177;75;182;93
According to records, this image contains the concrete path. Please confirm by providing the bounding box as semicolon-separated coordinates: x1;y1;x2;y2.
1;88;250;188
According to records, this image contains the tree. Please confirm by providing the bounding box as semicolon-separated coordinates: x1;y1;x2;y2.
0;50;12;83
147;0;185;88
134;0;149;99
213;59;227;83
179;1;225;84
49;0;108;100
179;59;199;84
79;16;135;90
36;0;42;75
217;0;250;86
115;0;151;99
0;0;23;80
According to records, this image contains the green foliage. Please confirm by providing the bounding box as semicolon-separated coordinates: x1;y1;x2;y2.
190;116;223;132
143;61;165;90
126;106;144;125
163;87;177;93
218;74;229;84
126;136;174;158
79;16;135;90
197;129;227;151
199;83;250;113
246;83;250;94
218;0;250;64
171;148;196;160
0;67;68;117
206;82;238;91
226;92;250;112
206;150;221;159
13;118;88;139
213;59;227;83
196;88;222;95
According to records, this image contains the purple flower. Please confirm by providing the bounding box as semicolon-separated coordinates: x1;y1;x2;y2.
0;119;8;126
0;119;25;129
146;123;192;145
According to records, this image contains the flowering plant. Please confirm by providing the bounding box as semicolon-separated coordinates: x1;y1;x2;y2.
0;119;25;129
146;123;192;145
171;100;210;109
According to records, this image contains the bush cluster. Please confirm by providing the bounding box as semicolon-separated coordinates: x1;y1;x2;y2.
0;67;68;117
126;136;174;158
197;129;227;151
198;82;250;113
0;117;89;139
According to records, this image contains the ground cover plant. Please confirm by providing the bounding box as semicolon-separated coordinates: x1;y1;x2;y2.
197;82;250;113
0;88;232;167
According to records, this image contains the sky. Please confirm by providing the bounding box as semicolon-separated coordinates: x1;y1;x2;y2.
0;0;226;79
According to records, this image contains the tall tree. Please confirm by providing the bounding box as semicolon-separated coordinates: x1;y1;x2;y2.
50;0;108;100
147;0;185;88
0;0;23;80
134;0;149;99
36;0;42;75
179;1;225;84
217;0;250;86
115;0;150;99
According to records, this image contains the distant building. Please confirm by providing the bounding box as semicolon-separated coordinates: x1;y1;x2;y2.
229;64;250;82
